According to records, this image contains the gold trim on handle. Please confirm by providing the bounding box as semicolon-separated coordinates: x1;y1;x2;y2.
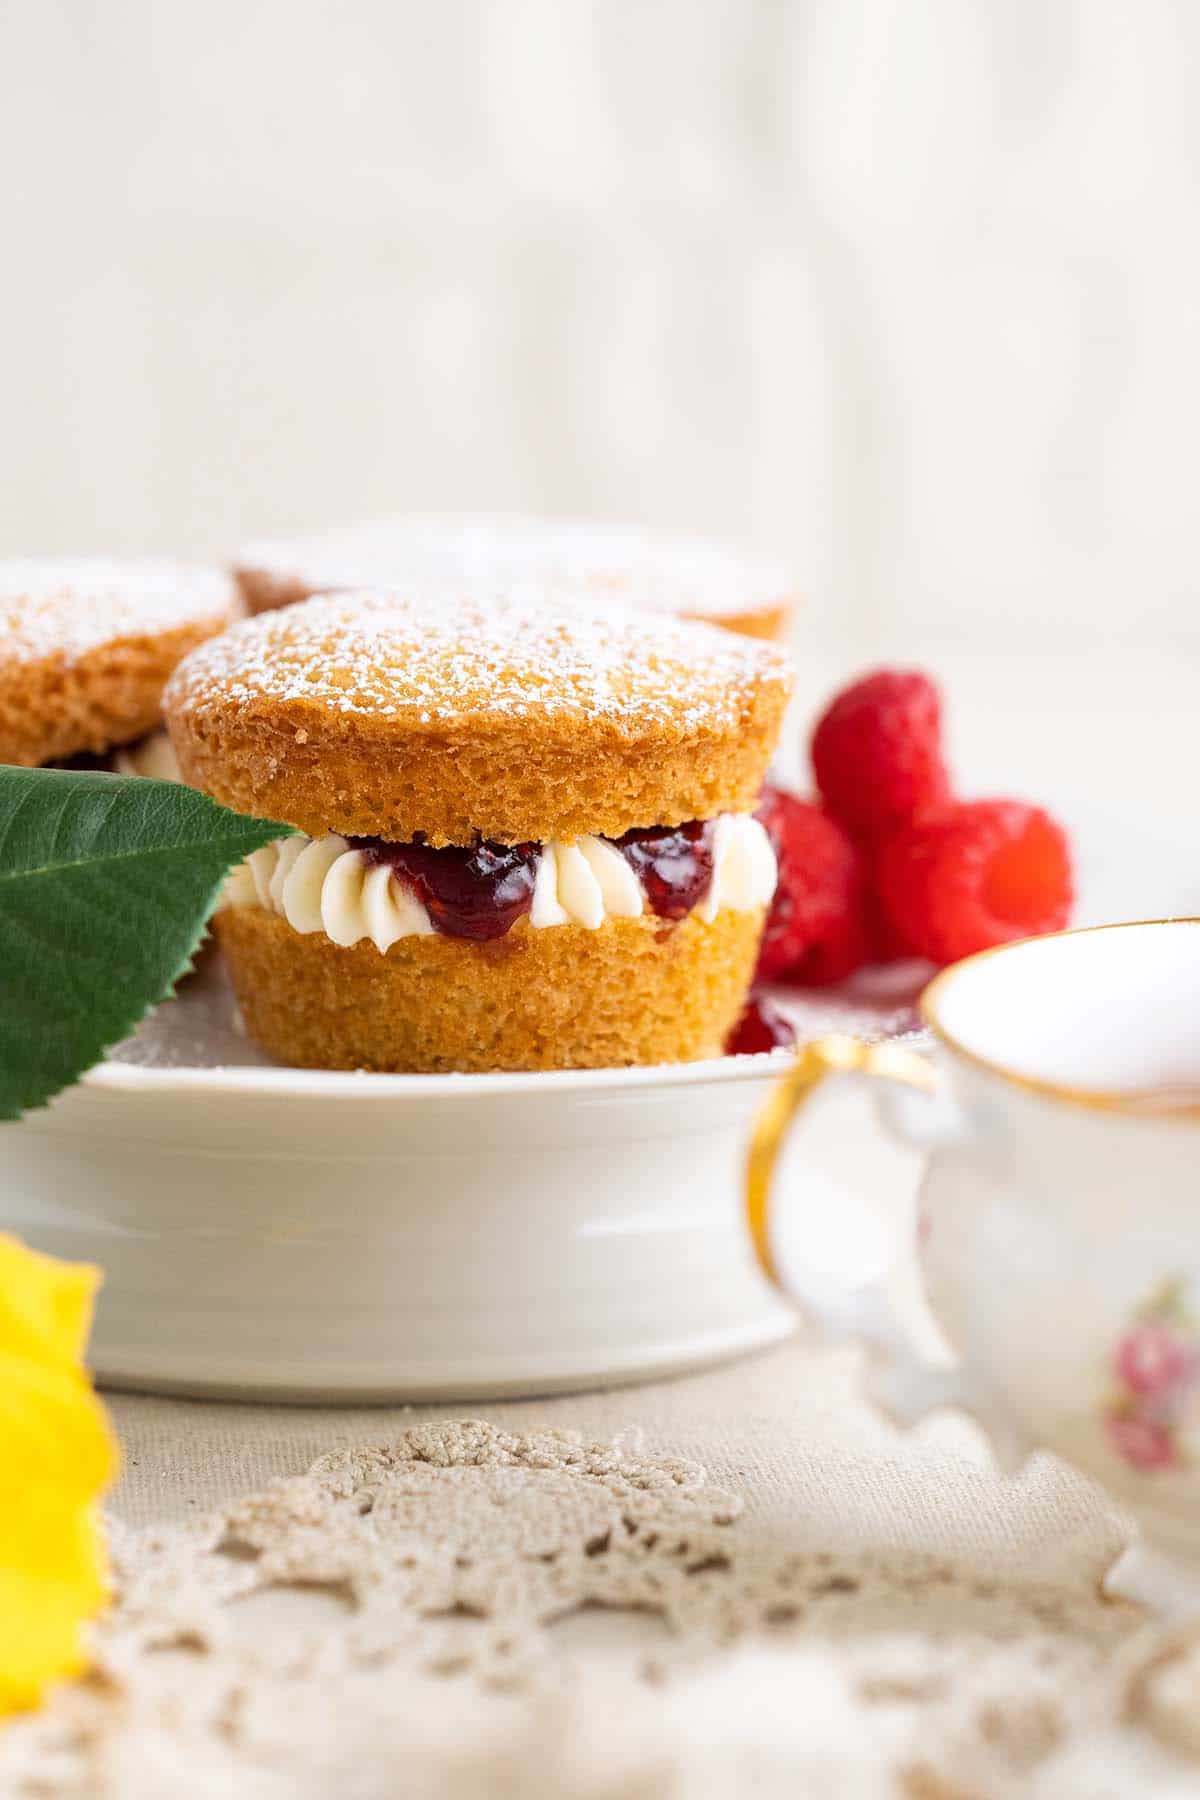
746;1034;939;1289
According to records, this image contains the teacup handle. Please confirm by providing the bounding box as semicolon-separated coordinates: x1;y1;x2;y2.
745;1034;1021;1460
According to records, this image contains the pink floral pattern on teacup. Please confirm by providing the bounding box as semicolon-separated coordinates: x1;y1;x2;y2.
1105;1281;1200;1473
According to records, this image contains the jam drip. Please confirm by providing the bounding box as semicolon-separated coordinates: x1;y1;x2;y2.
611;820;715;920
726;995;796;1056
353;835;538;941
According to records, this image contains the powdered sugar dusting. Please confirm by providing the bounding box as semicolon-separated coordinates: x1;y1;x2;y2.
237;515;793;620
0;560;234;665
166;587;793;732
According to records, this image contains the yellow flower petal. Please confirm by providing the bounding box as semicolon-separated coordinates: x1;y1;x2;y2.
0;1351;115;1492
0;1571;94;1713
0;1234;100;1368
0;1235;116;1717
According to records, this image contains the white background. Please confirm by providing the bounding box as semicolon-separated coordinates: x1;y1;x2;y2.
1;0;1197;894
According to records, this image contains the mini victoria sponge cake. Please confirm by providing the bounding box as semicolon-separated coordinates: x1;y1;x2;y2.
234;515;796;641
0;559;235;768
164;589;793;1073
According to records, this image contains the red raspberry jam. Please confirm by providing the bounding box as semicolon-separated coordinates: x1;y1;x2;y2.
726;995;796;1056
610;820;715;920
351;818;718;939
353;836;539;942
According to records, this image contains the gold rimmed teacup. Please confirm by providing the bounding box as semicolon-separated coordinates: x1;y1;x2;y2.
745;918;1200;1617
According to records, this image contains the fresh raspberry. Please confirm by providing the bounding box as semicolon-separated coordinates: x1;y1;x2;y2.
811;668;951;839
866;891;916;965
875;800;1073;966
755;786;871;985
726;994;796;1056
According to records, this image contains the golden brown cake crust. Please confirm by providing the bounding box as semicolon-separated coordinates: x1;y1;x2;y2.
236;567;310;616
232;516;797;641
217;904;762;1072
0;560;235;767
166;591;793;844
716;602;791;642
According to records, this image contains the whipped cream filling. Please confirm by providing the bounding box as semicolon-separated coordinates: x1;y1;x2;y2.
224;815;776;953
113;729;181;781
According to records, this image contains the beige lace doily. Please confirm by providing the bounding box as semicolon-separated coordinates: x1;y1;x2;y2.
2;1420;1197;1797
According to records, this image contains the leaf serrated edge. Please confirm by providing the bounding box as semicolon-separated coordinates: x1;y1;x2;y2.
0;771;294;1121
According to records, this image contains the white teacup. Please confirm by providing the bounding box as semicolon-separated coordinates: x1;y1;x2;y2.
747;918;1200;1614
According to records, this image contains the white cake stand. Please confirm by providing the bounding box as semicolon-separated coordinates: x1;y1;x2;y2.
0;964;924;1402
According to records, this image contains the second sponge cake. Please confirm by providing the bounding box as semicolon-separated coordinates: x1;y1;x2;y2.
0;559;234;769
233;516;795;640
164;589;792;1072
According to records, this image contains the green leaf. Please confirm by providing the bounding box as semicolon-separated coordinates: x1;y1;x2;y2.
0;767;293;1120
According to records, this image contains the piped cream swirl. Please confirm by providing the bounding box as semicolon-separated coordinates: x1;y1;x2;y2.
113;729;181;781
225;815;775;953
